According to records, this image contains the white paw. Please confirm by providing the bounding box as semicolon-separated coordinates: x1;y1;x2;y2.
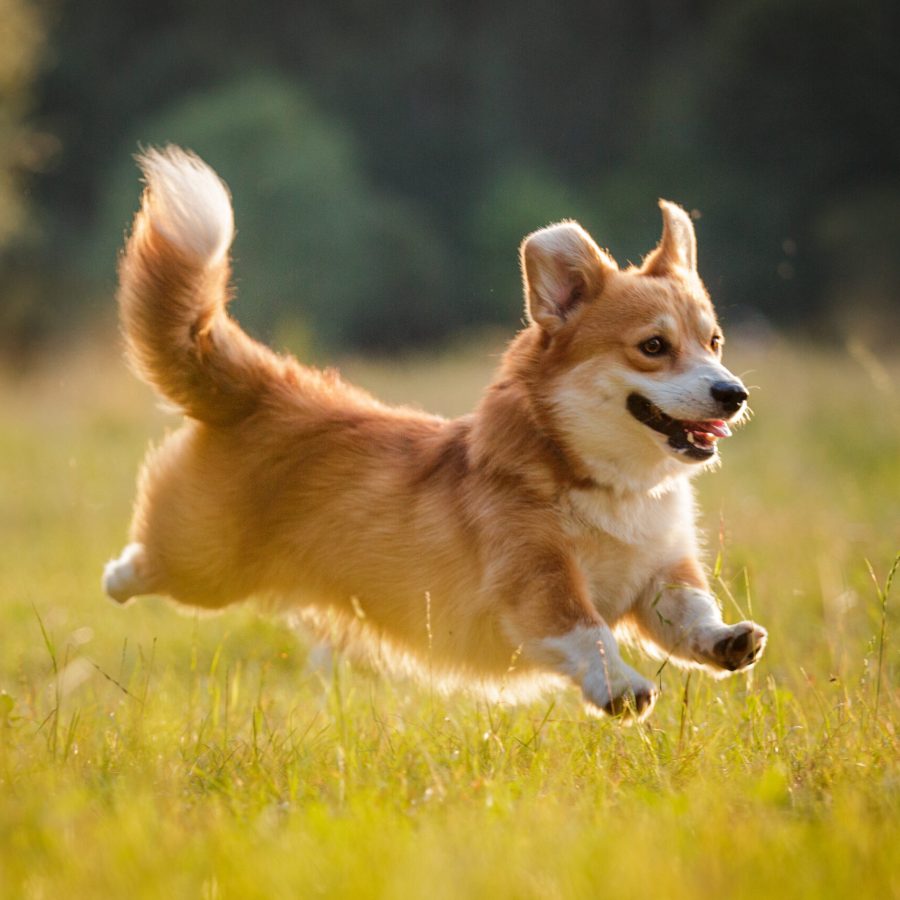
582;665;658;722
102;543;147;604
693;621;768;673
535;624;659;723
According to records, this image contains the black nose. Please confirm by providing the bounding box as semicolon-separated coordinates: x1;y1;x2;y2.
710;381;748;414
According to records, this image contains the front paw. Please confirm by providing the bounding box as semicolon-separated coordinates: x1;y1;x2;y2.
705;621;767;672
601;682;658;721
583;669;658;722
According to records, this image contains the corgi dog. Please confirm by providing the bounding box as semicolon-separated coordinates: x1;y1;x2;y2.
104;146;766;721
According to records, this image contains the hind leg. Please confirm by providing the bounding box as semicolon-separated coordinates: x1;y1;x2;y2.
103;542;160;604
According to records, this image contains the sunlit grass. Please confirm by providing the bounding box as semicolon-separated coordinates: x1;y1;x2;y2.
0;331;898;898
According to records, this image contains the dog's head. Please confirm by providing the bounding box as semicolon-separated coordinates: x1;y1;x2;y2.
520;201;748;490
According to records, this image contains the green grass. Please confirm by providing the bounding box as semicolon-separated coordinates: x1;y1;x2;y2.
1;332;898;899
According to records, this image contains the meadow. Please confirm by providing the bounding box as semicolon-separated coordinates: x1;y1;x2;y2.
0;329;898;898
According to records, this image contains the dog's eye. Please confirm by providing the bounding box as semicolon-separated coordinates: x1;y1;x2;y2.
711;334;723;352
639;336;668;357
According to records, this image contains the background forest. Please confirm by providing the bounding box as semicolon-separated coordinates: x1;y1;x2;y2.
2;0;899;357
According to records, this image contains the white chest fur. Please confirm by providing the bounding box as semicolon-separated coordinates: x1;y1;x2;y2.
564;476;694;545
562;477;699;621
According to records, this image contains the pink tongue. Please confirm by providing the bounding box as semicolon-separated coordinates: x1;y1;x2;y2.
686;420;731;438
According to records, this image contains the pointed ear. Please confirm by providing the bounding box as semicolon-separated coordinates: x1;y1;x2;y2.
642;200;697;275
520;221;616;333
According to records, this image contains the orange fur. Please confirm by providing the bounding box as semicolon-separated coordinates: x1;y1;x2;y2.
105;148;767;720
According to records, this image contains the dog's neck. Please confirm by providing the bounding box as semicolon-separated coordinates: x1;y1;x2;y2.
529;392;604;492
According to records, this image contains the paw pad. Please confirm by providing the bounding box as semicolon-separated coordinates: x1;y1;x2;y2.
712;622;767;671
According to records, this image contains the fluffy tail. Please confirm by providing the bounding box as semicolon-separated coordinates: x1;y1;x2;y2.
118;146;276;425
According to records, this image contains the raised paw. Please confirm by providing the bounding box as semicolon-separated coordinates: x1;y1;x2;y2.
709;621;767;672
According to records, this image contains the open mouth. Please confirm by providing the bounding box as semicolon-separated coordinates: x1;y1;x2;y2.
626;393;732;461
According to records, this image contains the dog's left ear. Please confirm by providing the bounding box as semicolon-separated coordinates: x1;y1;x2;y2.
521;221;615;334
642;200;697;275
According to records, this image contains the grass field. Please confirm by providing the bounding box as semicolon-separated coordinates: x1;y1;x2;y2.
1;330;898;898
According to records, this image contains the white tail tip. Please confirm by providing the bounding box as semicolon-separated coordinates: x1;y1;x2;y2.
137;145;234;265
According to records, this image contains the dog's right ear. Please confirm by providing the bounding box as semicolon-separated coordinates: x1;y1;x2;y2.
520;222;615;334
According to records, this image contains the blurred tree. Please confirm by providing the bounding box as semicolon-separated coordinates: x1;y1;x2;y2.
470;160;604;324
0;0;45;246
19;0;900;352
0;0;63;360
89;74;453;351
696;0;900;327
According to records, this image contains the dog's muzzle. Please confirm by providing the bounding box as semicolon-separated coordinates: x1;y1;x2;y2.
626;393;735;461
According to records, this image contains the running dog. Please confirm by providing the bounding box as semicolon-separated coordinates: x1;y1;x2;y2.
104;147;767;720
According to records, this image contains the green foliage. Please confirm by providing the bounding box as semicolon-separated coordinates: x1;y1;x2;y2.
693;0;900;327
0;0;44;246
0;338;898;896
470;161;603;323
12;0;900;352
0;0;61;362
88;73;452;350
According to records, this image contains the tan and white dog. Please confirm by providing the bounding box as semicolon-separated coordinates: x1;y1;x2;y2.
104;147;766;721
